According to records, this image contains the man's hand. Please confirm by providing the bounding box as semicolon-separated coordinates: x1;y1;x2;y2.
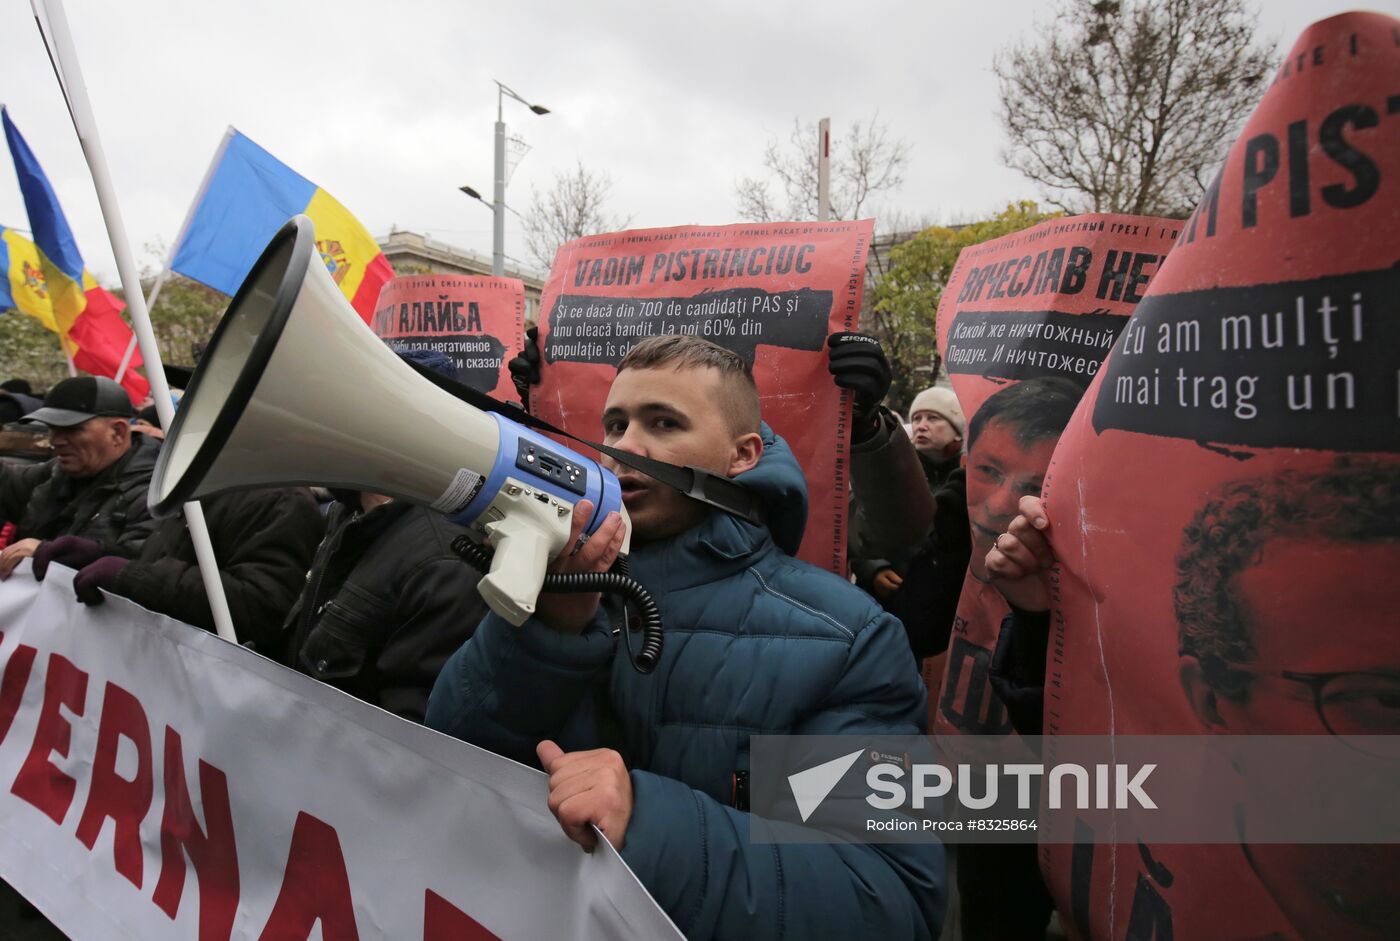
872;567;904;601
0;538;41;580
537;740;633;852
73;557;129;605
827;332;891;442
984;495;1055;612
508;326;542;412
532;500;626;634
33;535;105;581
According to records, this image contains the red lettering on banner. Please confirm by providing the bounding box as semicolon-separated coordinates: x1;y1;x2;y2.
11;652;87;824
257;812;360;941
424;889;502;940
75;682;153;888
153;727;240;941
0;641;37;746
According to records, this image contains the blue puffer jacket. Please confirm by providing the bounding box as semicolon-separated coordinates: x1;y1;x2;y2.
427;426;946;940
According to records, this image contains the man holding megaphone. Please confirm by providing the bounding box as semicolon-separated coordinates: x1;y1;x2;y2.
146;215;943;939
426;335;946;941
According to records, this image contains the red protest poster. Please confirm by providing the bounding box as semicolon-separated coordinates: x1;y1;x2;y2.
1041;13;1399;941
371;275;525;398
929;213;1178;737
531;221;874;574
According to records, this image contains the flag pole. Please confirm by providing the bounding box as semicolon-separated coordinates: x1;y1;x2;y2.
57;331;76;376
111;315;140;384
115;126;233;385
111;264;166;383
32;0;238;644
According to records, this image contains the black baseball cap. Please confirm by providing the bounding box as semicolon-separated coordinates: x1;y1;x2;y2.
21;376;136;428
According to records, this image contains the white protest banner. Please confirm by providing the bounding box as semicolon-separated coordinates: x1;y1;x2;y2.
0;563;681;941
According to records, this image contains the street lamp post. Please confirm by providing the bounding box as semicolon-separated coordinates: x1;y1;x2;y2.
489;81;548;276
459;185;525;220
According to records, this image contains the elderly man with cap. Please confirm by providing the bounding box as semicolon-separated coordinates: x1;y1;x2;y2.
0;376;161;580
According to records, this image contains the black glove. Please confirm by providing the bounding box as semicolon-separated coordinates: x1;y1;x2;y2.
508;326;542;412
827;332;891;442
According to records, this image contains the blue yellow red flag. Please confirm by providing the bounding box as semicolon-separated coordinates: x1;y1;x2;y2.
0;224;62;331
1;109;147;399
170;128;393;321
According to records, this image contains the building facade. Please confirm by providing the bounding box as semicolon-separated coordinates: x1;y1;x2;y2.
376;229;548;325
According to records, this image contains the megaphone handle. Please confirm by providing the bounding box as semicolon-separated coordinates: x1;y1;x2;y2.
449;536;664;674
477;497;571;627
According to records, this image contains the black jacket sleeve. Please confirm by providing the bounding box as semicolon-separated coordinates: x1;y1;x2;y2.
0;461;50;526
988;607;1051;736
885;469;970;658
108;462;162;558
849;408;937;560
374;556;489;723
112;489;325;650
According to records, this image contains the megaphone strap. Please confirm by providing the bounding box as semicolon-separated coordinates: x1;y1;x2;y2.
403;361;764;527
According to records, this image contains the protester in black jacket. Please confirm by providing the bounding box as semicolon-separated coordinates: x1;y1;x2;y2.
35;487;326;652
280;346;487;722
827;335;972;652
0;377;160;578
884;468;972;660
282;494;486;722
830;335;938;571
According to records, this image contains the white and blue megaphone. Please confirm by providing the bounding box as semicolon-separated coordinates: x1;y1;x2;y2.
148;216;657;666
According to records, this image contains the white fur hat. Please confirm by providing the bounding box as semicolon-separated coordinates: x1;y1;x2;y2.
907;386;966;435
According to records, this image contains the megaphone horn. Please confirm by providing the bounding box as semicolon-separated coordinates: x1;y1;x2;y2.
149;215;642;646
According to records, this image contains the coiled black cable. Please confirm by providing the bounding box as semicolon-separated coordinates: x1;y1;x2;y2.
450;535;663;674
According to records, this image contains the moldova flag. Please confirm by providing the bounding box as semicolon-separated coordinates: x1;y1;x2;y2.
171;129;393;322
1;109;148;401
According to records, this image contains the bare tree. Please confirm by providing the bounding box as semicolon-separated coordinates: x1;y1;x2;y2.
522;161;632;270
996;0;1272;218
736;114;911;222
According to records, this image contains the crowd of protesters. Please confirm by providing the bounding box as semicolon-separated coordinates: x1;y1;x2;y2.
0;321;1387;941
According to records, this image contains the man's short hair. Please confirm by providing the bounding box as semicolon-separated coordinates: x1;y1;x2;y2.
617;335;760;435
966;376;1084;451
1174;460;1399;699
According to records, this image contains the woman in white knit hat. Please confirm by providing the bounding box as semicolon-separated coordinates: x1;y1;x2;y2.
907;386;966;488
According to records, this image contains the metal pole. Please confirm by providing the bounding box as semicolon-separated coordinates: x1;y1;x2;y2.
493;89;506;277
112;264;169;383
111;333;138;384
58;332;77;376
817;117;831;221
33;0;239;644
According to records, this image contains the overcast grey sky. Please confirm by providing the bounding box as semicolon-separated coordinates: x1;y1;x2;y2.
0;0;1381;284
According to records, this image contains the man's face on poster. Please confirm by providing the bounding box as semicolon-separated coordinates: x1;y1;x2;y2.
1180;536;1400;940
965;418;1057;582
